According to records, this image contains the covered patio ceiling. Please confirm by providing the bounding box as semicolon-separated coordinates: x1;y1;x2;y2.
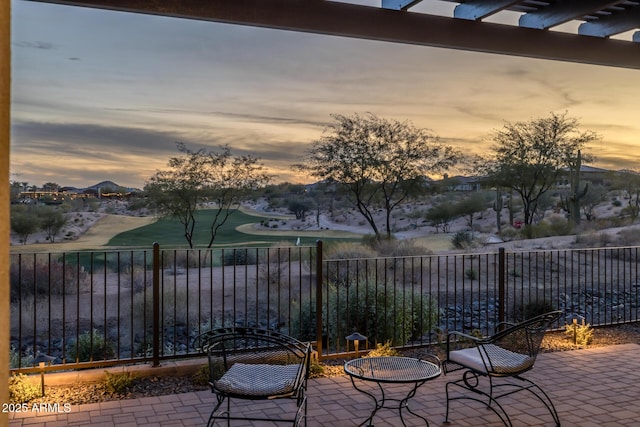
26;0;640;69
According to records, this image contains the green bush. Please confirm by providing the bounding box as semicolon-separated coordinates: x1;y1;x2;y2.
292;279;439;349
67;329;115;362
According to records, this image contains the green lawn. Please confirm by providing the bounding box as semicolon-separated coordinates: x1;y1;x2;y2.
106;209;357;248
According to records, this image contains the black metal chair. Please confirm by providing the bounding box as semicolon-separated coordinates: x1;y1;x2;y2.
443;310;563;427
193;327;312;427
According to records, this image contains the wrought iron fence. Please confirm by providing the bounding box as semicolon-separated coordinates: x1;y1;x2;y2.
9;242;640;372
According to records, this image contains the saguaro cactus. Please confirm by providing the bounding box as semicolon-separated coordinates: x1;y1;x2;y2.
569;150;588;225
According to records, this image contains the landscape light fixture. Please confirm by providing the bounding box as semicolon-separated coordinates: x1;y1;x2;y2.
33;354;56;397
346;331;367;356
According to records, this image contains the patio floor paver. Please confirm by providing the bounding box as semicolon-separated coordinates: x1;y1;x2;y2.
8;343;640;426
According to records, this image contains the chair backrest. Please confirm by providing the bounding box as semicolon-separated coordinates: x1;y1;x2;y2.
193;327;311;382
481;310;562;375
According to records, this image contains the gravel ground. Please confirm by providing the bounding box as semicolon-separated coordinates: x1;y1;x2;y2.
18;323;640;406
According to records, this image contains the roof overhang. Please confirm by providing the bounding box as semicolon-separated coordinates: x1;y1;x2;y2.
24;0;640;69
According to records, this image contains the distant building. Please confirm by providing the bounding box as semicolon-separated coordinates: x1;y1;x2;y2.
440;174;483;192
556;165;610;189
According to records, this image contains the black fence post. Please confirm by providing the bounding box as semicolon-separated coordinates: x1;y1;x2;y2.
152;242;160;367
498;247;506;325
315;240;323;361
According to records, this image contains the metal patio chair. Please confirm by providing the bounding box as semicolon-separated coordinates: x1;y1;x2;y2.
193;327;312;427
443;310;563;426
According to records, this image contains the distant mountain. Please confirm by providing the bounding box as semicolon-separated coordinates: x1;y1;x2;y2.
86;181;122;191
84;181;142;193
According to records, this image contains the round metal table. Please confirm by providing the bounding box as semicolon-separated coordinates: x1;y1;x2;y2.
344;355;441;426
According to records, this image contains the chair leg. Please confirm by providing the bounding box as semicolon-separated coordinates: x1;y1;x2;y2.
207;395;230;427
445;376;511;426
510;376;560;427
294;395;307;427
445;371;560;427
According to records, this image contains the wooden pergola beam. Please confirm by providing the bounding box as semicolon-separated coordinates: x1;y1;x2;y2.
26;0;640;70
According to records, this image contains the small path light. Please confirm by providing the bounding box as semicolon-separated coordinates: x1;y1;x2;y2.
33;354;55;397
569;313;585;345
346;331;367;357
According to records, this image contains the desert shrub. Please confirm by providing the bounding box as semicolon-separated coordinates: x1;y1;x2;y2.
615;228;640;246
102;371;134;394
9;346;33;369
547;216;573;236
270;242;305;260
192;364;210;386
162;249;210;269
308;360;325;379
360;234;380;249
325;242;377;260
521;222;552;239
574;232;612;248
374;239;432;257
9;373;41;403
522;218;573;239
67;329;115;362
291;279;439;348
520;300;556;321
10;256;87;301
612;199;622;207
324;243;378;285
258;259;290;286
464;268;478;281
564;319;593;346
128;269;152;293
499;227;521;242
221;248;257;266
364;341;399;357
451;231;474;249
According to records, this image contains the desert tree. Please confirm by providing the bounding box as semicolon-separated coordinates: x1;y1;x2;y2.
488;112;598;226
10;204;40;244
580;184;608;221
610;169;640;222
37;206;68;243
145;142;272;248
294;113;461;240
288;198;314;221
454;191;491;229
425;202;457;233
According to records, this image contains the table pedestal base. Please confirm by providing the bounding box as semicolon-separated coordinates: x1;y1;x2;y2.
349;377;430;427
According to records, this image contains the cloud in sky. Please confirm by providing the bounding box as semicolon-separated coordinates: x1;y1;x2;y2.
10;0;640;189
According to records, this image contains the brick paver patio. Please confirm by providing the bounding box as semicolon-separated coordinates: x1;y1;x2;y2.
9;343;640;426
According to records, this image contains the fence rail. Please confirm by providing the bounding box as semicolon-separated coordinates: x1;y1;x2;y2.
9;242;640;372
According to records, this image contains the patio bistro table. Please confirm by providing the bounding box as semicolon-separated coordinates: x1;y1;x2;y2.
344;355;441;426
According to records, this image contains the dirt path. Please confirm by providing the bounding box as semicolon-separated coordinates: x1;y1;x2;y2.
10;214;157;253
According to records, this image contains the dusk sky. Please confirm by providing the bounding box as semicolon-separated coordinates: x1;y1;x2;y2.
10;0;640;189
